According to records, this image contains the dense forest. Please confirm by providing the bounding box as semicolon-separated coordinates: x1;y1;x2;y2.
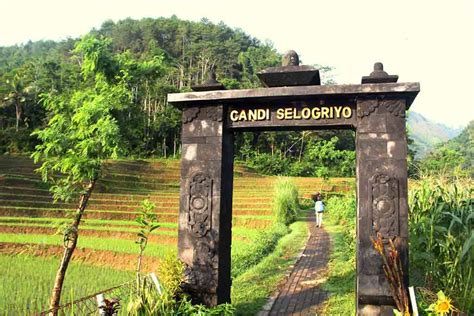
0;16;357;177
1;16;469;178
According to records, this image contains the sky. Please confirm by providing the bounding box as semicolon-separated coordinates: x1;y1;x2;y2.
1;0;473;128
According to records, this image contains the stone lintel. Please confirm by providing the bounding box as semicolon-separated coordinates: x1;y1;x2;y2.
168;82;420;108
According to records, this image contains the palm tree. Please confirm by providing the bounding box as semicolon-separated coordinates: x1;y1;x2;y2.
2;73;29;131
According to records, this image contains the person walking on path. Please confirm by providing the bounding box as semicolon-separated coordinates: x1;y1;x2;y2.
314;193;324;228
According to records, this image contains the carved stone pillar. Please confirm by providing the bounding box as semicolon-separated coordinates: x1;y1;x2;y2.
356;97;409;315
178;104;233;306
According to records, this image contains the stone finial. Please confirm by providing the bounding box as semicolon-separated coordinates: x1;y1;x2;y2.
362;62;398;84
282;50;300;66
371;62;388;77
207;65;218;84
191;65;224;91
257;50;320;87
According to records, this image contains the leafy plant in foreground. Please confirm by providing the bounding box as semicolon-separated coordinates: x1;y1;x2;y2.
135;199;159;277
416;289;459;316
156;253;184;297
31;34;131;314
371;234;410;315
409;176;473;312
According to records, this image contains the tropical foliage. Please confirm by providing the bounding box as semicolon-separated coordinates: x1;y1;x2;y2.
418;120;473;177
409;176;473;312
0;16;360;177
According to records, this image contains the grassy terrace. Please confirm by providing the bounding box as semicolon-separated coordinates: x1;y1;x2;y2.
0;155;353;313
0;155;352;254
0;155;352;232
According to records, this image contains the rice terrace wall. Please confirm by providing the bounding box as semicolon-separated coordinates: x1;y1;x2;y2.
167;53;420;315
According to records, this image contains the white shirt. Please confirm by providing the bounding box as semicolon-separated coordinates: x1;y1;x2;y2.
315;201;324;212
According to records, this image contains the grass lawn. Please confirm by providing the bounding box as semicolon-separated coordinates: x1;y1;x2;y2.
319;214;356;314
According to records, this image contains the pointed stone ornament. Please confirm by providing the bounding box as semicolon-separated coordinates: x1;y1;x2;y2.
362;62;399;84
282;50;300;66
191;65;225;91
257;50;321;87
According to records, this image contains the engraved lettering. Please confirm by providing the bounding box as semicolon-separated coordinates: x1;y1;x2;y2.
342;106;352;118
248;109;257;121
276;108;285;120
321;107;329;119
230;110;239;122
293;108;302;119
334;106;342;118
257;109;267;120
312;107;321;119
301;108;311;119
238;110;247;121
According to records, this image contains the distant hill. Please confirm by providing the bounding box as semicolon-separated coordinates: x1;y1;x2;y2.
418;120;473;176
407;111;463;157
441;120;474;174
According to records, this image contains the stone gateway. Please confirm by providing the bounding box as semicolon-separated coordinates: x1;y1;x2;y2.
168;53;419;315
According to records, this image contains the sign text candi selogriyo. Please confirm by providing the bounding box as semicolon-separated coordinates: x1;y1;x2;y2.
229;105;353;122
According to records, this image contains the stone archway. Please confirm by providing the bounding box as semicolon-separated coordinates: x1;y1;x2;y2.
167;53;419;315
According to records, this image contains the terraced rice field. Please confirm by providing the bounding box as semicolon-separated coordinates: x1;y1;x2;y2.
0;155;353;312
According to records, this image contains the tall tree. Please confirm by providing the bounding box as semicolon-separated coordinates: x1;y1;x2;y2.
2;72;30;131
31;35;132;314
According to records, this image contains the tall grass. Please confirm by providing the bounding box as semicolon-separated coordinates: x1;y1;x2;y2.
409;176;473;312
272;177;300;226
325;194;356;256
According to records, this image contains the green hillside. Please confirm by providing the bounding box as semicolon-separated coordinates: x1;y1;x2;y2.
0;16;357;179
419;120;474;176
407;111;462;157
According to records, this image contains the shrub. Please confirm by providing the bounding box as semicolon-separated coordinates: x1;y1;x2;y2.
288;160;314;177
273;177;300;226
127;279;234;316
156;253;184;297
409;176;473;313
325;195;356;224
247;153;290;175
127;266;234;315
326;195;356;256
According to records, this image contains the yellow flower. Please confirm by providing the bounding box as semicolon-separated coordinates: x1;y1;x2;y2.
434;296;453;315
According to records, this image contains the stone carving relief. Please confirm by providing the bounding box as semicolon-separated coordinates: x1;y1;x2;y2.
183;229;218;293
206;107;223;122
357;99;406;119
357;100;379;118
382;100;406;118
184;173;218;300
188;172;212;237
369;173;399;241
182;107;200;124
